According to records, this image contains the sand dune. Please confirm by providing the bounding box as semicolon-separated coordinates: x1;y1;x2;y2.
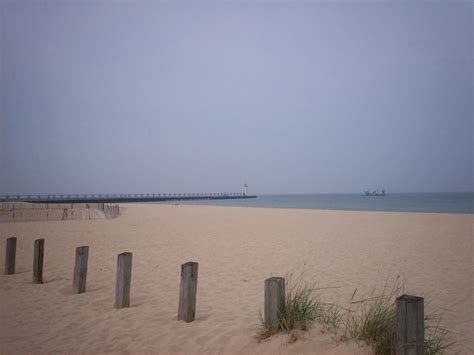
0;204;472;354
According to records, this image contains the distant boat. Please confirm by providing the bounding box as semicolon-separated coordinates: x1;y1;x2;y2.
364;188;385;196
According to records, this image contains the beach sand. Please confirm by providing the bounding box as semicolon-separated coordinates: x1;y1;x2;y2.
0;204;472;354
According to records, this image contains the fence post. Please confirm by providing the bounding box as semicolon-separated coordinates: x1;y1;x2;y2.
115;252;132;308
73;246;89;294
396;294;424;355
264;277;285;332
4;237;17;275
33;239;44;283
178;261;199;322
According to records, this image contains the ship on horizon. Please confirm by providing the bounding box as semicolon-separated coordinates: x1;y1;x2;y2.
364;188;385;196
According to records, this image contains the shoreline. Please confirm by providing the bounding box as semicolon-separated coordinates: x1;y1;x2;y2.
145;192;473;215
140;202;474;216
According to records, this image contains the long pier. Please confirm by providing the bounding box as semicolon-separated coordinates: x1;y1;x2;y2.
0;193;257;204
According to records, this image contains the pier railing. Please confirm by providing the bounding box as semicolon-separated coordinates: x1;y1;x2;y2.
0;193;255;203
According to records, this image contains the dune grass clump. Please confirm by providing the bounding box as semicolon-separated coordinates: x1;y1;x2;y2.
345;286;454;355
257;281;322;339
257;275;455;353
423;312;455;355
345;293;396;354
279;281;324;332
257;277;342;340
318;303;344;331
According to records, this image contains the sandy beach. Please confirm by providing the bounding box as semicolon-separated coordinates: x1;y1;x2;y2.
0;204;472;354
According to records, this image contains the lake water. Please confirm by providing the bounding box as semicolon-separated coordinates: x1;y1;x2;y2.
154;193;473;214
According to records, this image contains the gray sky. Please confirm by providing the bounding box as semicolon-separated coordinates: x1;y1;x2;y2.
1;0;472;194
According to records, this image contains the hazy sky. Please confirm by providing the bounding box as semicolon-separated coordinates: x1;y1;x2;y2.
1;0;472;195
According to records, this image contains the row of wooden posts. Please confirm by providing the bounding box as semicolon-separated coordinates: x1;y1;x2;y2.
4;236;196;319
4;237;424;354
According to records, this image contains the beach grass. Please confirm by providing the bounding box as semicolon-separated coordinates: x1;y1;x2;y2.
423;311;455;354
345;292;397;354
257;275;342;340
258;276;454;354
343;284;454;354
257;278;323;339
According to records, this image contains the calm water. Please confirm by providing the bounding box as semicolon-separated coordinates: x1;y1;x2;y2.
154;193;473;214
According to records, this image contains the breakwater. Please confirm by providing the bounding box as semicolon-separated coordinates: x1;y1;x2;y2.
0;193;257;204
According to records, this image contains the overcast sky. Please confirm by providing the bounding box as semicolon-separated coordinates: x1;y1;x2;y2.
1;1;472;195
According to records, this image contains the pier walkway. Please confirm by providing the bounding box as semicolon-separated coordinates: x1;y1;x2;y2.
0;193;257;204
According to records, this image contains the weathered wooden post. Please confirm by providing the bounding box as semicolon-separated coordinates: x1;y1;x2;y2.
178;261;199;322
396;294;424;355
33;238;44;283
115;252;132;308
73;246;89;294
4;237;17;275
264;277;285;332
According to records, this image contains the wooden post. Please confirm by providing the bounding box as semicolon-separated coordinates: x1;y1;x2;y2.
4;237;17;275
396;294;424;355
115;252;132;308
264;277;285;332
33;239;44;283
178;261;198;322
73;246;89;294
